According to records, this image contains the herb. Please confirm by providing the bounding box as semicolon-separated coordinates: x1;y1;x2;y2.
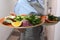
25;15;41;25
14;16;23;21
48;14;58;21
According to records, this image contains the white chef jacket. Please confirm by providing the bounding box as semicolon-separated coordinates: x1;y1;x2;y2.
14;0;44;40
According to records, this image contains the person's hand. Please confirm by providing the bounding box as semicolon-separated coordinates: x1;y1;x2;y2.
41;16;47;22
10;12;16;16
0;18;5;23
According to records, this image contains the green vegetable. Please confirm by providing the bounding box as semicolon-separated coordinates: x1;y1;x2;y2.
48;14;58;21
14;16;23;21
25;15;41;25
5;19;13;23
13;15;41;25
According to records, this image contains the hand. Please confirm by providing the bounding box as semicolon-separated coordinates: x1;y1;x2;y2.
41;16;47;22
0;18;5;23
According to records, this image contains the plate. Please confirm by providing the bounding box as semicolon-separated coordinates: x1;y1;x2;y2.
0;18;44;29
44;21;59;26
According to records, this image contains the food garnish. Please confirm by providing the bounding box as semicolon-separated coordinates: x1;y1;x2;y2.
11;21;22;27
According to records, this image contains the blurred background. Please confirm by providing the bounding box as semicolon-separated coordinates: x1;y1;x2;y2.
0;0;17;40
0;0;60;40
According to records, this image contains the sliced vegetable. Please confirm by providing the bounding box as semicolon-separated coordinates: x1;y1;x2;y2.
4;20;13;23
11;21;22;27
5;16;15;19
22;20;31;27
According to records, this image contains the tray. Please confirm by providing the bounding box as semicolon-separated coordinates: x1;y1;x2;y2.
0;18;44;29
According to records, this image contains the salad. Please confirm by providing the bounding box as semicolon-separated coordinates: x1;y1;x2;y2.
45;14;59;23
2;14;42;27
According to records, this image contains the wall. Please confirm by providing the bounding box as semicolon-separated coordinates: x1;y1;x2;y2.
54;0;60;40
46;0;60;40
46;0;57;40
0;0;17;40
